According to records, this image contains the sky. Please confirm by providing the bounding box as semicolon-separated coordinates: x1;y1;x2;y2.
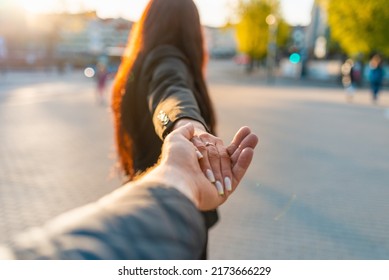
14;0;315;27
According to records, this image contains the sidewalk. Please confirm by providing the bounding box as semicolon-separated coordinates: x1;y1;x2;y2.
0;73;120;246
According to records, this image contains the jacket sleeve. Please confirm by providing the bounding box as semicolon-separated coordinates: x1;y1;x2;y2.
144;45;208;139
1;183;206;260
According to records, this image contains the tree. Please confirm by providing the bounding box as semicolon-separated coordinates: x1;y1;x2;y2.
235;0;289;61
324;0;389;57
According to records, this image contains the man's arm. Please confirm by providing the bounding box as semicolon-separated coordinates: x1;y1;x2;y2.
4;182;204;260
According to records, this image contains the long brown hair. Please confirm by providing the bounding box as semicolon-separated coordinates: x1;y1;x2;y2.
112;0;216;179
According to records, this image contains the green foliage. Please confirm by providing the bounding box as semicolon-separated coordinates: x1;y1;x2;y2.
276;19;290;47
235;0;289;59
326;0;389;57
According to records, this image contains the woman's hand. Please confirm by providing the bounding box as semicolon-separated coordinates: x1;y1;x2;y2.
173;119;233;196
158;122;258;210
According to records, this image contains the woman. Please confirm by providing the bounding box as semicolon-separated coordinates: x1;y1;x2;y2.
111;0;232;258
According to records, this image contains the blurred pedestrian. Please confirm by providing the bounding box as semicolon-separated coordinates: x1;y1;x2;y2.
368;54;385;104
0;37;7;76
95;63;109;105
341;59;356;102
111;0;230;259
353;59;363;87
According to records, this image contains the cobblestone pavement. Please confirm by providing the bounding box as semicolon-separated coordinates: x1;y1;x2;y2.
0;71;121;245
1;62;389;259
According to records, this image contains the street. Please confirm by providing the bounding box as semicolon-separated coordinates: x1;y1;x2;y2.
1;60;389;259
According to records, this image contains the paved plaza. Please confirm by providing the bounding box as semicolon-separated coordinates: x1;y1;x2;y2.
1;61;389;259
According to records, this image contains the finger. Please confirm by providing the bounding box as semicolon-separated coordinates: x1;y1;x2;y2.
227;126;252;156
230;133;258;164
232;147;254;188
171;122;194;140
191;136;215;183
195;149;203;159
206;142;224;195
216;143;233;192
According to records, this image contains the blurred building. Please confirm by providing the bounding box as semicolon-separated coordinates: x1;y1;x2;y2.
0;6;133;70
0;3;30;68
37;11;133;69
1;4;243;70
305;2;329;59
296;2;342;82
204;26;237;59
54;13;132;58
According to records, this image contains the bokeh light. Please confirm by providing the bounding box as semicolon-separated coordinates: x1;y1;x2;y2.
84;67;95;78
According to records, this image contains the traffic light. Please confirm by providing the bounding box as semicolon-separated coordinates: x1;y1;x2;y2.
289;53;301;64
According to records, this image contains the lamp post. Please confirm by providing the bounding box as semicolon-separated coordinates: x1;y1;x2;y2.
266;14;277;82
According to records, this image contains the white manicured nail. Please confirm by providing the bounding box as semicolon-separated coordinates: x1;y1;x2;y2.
215;181;224;196
224;177;232;192
196;150;203;159
206;169;216;183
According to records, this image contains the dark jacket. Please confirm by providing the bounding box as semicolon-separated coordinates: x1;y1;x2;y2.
121;45;218;228
369;66;385;84
121;45;208;172
1;183;205;259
